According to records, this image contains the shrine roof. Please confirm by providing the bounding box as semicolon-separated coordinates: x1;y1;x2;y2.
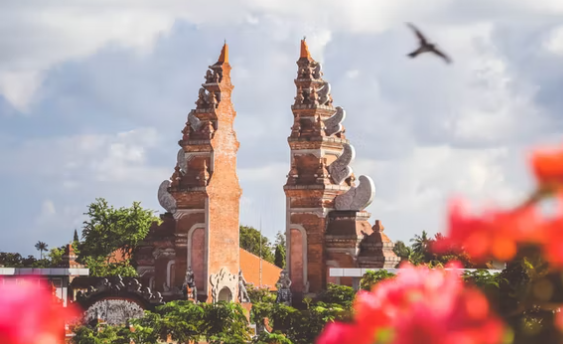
240;248;282;291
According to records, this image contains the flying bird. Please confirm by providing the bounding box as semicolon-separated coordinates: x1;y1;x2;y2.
406;23;451;64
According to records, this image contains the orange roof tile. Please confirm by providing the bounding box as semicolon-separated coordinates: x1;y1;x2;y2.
239;248;282;291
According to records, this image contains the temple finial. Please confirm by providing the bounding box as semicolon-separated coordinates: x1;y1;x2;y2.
300;38;311;59
217;42;229;64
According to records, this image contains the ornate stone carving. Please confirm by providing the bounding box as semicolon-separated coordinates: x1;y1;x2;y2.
294;86;304;106
315;158;330;184
188;110;203;131
317;81;331;106
205;69;214;83
77;277;164;307
170;166;182;188
212;68;222;83
182;267;197;301
196;87;209;108
287;160;299;184
203;120;215;138
177;148;187;175
328;143;355;185
238;270;250;303
157;180;177;214
324;106;346;136
209;267;237;303
291;113;301;137
209;91;218;107
275;270;292;305
312;62;323;80
309;87;319;106
181;125;190;141
334;175;376;211
152;248;176;260
84;299;145;326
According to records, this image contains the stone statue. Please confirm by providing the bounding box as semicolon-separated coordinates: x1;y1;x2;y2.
275;270;292;305
238;270;250;303
205;69;214;83
213;69;222;82
182;267;197;301
196;87;209;108
187;110;202;131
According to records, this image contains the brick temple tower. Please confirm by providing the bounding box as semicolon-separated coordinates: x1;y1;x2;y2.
137;43;243;303
284;40;399;296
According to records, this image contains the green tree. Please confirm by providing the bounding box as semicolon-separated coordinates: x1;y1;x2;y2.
48;246;66;266
392;240;410;260
318;284;356;308
410;230;430;256
360;269;396;291
240;225;275;263
77;198;161;277
73;229;80;243
34;241;48;259
274;231;286;268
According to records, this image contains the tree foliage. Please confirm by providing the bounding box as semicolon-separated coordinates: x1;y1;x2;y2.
72;301;251;344
76;198;161;277
274;231;286;269
240;225;275;264
34;241;48;260
360;269;396;291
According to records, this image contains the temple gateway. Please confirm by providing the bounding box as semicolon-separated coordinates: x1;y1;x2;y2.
134;40;399;303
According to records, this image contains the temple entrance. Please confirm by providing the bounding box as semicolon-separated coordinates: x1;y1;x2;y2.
218;287;233;302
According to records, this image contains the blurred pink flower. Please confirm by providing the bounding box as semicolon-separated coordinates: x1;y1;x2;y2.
317;263;505;344
0;277;79;344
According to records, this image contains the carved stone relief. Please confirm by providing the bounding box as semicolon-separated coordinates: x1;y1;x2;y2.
324;106;346;136
209;267;237;303
152;248;176;260
312;62;323;80
157;180;177;214
317;81;331;106
328;143;355;185
334;175;376;211
84;299;145;326
187;110;203;131
177;148;187;175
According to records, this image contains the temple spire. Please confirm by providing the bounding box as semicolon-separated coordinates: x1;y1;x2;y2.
216;41;229;64
300;38;311;59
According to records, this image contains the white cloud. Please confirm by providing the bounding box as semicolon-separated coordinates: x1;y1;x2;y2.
2;0;563;254
0;127;168;186
2;0;563;112
543;26;563;56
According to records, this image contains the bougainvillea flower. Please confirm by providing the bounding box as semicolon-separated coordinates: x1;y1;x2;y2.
531;147;563;189
437;198;539;262
0;277;79;344
317;263;505;344
536;212;563;267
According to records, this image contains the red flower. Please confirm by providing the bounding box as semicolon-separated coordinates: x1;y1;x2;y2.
531;147;563;188
439;198;538;262
317;264;505;344
0;277;79;344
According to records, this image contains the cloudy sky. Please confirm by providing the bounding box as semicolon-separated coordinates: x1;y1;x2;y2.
1;0;563;256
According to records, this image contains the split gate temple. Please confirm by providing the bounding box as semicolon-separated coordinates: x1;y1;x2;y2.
135;40;399;303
